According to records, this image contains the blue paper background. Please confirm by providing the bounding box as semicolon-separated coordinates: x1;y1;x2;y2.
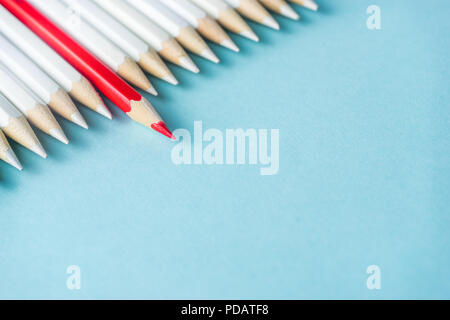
1;0;449;299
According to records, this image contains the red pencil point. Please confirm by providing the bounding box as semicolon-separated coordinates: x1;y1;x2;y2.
151;121;176;140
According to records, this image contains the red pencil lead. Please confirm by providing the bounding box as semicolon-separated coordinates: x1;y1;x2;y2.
151;121;176;140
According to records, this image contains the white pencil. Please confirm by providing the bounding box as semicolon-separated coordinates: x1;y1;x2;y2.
162;0;239;52
61;0;177;85
0;93;46;159
127;0;219;63
0;5;111;119
0;33;88;129
0;63;68;144
225;0;279;30
30;0;157;95
94;0;199;73
0;128;22;171
289;0;318;11
258;0;300;20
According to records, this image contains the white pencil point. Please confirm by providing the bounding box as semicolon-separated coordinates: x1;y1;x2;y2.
30;142;47;159
180;56;199;74
146;86;158;96
96;104;113;120
5;149;23;171
301;0;319;11
49;128;69;145
71;111;88;129
263;16;280;30
221;39;240;52
240;30;259;42
280;5;300;20
201;48;220;64
164;74;179;86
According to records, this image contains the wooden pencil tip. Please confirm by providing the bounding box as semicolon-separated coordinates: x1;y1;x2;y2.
263;16;280;30
49;128;69;145
301;0;319;11
180;56;200;74
221;39;240;52
5;149;23;171
146;86;159;96
240;30;259;42
164;75;179;86
71;111;89;129
96;103;113;120
280;5;300;20
201;48;220;63
30;143;47;159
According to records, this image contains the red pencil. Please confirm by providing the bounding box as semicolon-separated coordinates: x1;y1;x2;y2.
0;0;175;139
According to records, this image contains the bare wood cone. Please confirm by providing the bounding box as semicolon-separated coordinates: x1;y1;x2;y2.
3;115;46;158
117;56;155;94
27;103;68;144
138;49;177;85
70;77;111;119
197;16;237;49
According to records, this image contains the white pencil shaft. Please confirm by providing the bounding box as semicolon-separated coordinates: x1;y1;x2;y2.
127;0;189;37
0;94;22;128
0;6;82;91
190;0;229;18
62;0;149;62
0;64;43;103
31;0;128;71
161;0;206;27
0;64;42;114
0;34;60;104
93;0;171;52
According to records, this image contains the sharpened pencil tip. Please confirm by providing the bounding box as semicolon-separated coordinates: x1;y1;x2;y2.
221;39;239;52
240;30;259;42
280;5;300;20
151;121;175;140
179;56;199;74
263;16;280;30
71;112;89;129
5;149;23;171
146;86;158;96
301;0;319;11
201;48;220;63
49;128;69;145
30;143;47;159
164;74;179;85
96;104;113;120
